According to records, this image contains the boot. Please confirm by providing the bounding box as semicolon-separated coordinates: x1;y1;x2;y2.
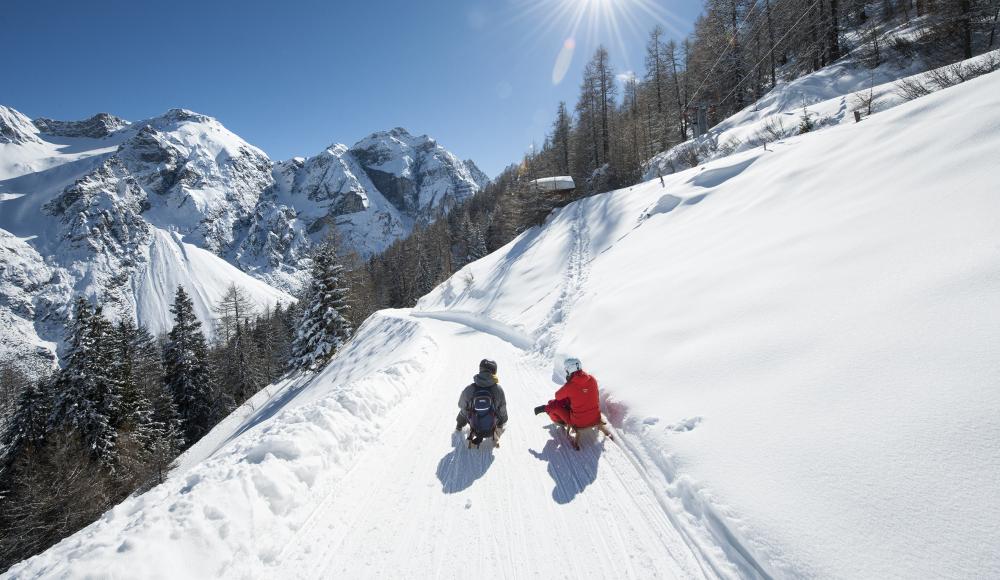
533;405;547;416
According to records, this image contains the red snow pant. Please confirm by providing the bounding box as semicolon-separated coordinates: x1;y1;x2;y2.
545;399;572;426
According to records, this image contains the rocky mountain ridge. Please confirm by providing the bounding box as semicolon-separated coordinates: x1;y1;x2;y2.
0;104;488;371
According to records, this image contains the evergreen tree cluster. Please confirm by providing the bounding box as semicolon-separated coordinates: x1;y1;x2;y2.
0;298;183;569
0;286;305;569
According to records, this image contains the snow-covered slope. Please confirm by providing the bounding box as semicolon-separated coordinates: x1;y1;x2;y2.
0;107;485;365
8;69;998;578
645;50;998;179
416;70;1000;578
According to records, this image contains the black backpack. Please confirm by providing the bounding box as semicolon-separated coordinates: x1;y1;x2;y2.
466;386;497;444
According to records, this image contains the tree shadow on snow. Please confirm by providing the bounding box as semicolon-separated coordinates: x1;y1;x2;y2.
435;431;495;494
529;425;603;504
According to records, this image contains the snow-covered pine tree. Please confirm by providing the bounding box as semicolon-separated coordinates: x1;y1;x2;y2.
799;107;815;134
110;319;154;433
163;286;215;445
291;238;352;370
48;299;121;466
0;377;52;475
145;376;184;484
108;318;168;483
126;321;184;470
252;305;277;383
468;223;488;263
275;301;299;372
228;318;264;404
456;215;489;268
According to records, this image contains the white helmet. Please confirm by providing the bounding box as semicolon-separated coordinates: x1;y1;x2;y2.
564;357;582;375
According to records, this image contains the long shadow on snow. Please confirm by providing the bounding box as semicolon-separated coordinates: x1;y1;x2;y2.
435;431;495;494
529;425;603;504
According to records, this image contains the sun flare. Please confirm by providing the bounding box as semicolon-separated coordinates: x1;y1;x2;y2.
510;0;687;85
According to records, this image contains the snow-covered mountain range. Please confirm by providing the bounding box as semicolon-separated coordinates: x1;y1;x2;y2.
0;106;487;371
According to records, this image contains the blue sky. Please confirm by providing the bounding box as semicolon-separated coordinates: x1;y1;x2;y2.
3;0;701;176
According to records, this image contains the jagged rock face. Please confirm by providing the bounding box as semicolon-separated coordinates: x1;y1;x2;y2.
348;128;485;219
39;156;152;319
33;113;130;138
114;110;274;252
0;229;73;374
234;131;486;290
44;157;151;255
283;145;373;216
0;105;41;144
465;159;490;188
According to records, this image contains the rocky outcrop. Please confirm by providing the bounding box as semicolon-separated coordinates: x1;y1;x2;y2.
0;105;41;144
33;113;130;138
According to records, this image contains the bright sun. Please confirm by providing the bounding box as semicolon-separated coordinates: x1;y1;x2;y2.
509;0;687;85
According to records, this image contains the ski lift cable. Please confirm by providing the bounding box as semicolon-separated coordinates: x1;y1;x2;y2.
716;0;823;110
686;0;775;107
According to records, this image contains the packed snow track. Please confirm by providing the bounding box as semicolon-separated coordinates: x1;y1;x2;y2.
4;310;743;579
277;312;717;579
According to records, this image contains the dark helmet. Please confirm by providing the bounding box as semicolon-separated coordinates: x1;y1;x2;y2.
479;358;498;374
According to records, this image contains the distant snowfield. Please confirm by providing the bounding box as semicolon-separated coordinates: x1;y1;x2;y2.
7;71;1000;579
135;228;293;337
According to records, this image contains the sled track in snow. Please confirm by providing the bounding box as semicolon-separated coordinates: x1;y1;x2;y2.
534;201;593;358
409;310;770;579
266;314;718;579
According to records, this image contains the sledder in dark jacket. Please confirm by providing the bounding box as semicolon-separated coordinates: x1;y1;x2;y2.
456;359;508;433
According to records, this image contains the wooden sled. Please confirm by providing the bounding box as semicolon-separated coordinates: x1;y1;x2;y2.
563;416;613;450
467;427;502;449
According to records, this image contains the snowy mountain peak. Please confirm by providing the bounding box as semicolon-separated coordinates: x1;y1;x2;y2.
156;108;213;125
464;158;490;187
347;127;483;215
0;105;41;144
108;110;273;251
33;112;130;138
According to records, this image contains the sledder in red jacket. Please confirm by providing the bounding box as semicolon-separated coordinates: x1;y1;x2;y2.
534;357;601;428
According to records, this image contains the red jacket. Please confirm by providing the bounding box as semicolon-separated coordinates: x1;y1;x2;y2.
555;371;601;427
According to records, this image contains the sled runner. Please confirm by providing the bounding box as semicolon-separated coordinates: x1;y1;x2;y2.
558;415;613;450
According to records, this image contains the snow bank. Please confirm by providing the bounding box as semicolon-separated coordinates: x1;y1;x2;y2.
4;310;438;579
417;70;1000;577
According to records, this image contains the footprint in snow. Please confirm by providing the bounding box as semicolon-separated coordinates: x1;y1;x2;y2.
667;416;703;432
465;499;472;509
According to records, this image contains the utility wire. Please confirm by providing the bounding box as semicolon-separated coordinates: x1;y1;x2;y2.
716;0;823;109
686;0;766;107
